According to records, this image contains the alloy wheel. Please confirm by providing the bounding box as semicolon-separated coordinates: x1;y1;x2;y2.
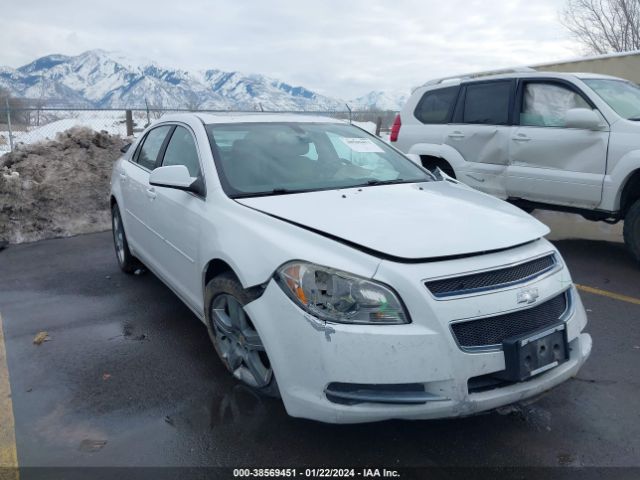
112;209;125;265
210;294;272;389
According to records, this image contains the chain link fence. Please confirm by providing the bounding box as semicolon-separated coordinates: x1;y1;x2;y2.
0;107;397;154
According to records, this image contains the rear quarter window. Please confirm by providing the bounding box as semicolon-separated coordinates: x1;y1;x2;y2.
414;86;459;124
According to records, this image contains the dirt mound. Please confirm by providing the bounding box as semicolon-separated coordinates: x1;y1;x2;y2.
0;127;126;243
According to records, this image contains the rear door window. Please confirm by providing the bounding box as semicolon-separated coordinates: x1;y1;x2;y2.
462;81;512;125
414;86;458;124
134;126;172;170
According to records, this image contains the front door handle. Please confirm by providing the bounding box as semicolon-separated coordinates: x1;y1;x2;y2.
118;171;127;181
513;134;531;142
146;187;157;200
448;131;465;139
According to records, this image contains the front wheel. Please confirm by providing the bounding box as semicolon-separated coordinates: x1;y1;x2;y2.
111;203;140;273
204;272;279;397
624;199;640;263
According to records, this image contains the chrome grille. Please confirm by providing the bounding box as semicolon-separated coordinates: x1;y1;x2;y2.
426;254;557;298
451;291;569;349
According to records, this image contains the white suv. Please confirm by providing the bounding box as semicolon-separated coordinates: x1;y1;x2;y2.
110;113;590;423
392;70;640;262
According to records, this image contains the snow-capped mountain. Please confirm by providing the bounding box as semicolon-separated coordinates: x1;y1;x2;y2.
348;90;408;111
0;50;404;111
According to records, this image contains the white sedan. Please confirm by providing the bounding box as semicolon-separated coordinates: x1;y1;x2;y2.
110;113;592;423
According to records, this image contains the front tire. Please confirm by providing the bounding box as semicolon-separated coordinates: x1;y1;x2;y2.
624;199;640;263
111;203;140;274
204;272;279;397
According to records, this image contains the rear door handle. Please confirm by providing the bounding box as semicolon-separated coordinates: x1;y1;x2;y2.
513;134;531;142
448;131;465;139
146;187;156;200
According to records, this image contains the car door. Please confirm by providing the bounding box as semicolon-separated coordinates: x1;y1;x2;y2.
143;125;207;309
507;80;609;208
120;125;173;263
444;79;514;198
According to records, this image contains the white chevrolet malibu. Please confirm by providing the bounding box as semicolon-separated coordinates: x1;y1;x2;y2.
110;113;591;423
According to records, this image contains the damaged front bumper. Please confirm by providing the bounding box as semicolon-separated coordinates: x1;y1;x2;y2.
244;275;592;424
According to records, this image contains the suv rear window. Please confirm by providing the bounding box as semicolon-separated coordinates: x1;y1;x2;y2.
414;86;458;124
462;81;511;125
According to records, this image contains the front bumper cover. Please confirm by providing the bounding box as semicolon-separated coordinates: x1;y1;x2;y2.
244;279;591;424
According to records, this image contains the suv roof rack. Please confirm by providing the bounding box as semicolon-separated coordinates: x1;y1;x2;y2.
420;66;536;88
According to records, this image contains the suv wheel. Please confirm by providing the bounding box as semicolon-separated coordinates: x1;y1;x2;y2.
624;199;640;263
111;203;140;273
204;272;279;397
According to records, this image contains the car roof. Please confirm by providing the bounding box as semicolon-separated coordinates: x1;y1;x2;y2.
158;112;345;125
417;70;626;92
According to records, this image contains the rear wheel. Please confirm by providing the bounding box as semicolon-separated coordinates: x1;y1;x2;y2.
111;203;140;274
204;272;279;397
624;199;640;263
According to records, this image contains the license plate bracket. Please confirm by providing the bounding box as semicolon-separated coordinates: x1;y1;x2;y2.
498;324;569;382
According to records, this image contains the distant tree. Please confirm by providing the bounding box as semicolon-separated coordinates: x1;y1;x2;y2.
561;0;640;54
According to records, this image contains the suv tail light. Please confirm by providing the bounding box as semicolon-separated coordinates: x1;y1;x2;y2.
390;114;401;142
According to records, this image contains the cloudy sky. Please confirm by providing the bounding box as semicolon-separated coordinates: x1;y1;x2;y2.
2;0;581;98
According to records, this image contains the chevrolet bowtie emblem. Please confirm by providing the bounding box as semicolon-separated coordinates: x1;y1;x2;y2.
517;288;539;305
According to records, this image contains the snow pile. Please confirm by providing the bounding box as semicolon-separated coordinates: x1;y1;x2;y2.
0;110;130;154
0;127;125;243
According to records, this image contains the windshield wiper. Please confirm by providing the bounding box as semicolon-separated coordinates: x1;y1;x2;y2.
628;116;640;121
232;188;301;198
362;178;410;186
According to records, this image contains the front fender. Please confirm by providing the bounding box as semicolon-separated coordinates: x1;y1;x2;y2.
198;199;382;291
603;149;640;211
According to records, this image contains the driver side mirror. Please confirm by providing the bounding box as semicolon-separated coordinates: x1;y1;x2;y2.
565;108;602;130
149;165;203;195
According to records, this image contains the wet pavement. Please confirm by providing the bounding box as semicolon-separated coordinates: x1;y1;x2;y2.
0;230;639;471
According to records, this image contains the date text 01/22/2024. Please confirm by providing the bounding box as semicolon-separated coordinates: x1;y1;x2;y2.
233;468;401;478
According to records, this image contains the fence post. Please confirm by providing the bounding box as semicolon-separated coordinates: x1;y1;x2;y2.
5;99;13;153
345;103;352;124
144;98;151;127
375;116;382;136
125;110;133;136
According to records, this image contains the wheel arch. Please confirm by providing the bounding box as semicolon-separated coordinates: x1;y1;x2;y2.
620;169;640;216
203;258;235;291
406;143;465;178
202;258;266;302
419;155;456;178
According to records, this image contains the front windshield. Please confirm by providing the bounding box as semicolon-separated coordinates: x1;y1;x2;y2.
206;122;432;197
583;78;640;119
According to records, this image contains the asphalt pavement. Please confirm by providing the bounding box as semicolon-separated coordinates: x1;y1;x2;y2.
0;230;639;476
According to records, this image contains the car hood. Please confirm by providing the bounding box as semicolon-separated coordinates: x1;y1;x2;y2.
236;181;550;260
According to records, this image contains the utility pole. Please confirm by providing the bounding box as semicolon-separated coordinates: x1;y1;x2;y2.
5;98;13;152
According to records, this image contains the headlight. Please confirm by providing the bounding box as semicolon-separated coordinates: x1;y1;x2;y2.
275;261;409;325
